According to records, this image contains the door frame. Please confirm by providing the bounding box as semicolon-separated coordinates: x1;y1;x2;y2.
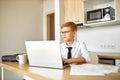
46;10;55;40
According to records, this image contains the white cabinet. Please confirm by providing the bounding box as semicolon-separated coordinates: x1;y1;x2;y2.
3;68;23;80
0;67;1;80
83;0;120;27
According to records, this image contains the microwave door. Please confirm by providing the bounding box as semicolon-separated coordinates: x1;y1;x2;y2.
87;9;102;23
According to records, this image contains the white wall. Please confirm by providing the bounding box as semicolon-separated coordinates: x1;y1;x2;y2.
55;0;65;41
42;0;65;41
43;0;54;40
0;0;43;54
77;24;120;54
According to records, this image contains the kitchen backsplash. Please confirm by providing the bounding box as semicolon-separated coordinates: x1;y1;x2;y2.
77;24;120;53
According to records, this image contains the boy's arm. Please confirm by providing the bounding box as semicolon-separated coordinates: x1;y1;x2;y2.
63;57;86;64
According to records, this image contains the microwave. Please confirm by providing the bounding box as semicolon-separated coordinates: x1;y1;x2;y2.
86;6;115;23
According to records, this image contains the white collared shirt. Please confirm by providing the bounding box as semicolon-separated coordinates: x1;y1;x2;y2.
60;41;90;62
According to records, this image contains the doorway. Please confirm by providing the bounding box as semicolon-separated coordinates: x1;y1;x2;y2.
46;12;55;40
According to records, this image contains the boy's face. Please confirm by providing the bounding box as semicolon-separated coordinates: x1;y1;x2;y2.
61;26;76;42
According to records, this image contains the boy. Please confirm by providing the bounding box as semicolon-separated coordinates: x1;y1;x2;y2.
60;22;90;64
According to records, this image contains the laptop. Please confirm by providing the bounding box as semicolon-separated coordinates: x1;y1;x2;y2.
25;41;69;69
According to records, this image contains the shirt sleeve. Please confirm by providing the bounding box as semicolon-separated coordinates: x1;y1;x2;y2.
81;42;91;62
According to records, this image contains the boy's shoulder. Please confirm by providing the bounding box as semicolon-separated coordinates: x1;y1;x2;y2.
75;41;84;44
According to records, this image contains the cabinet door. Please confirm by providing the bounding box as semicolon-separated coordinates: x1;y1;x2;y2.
3;68;23;80
64;0;83;24
116;0;120;20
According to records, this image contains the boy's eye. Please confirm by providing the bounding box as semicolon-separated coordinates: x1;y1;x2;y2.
61;31;73;34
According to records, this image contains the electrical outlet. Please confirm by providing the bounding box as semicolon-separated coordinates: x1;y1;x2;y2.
100;44;116;49
115;59;120;66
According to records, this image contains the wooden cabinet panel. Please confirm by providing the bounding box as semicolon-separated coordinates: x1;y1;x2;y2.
64;0;83;24
64;0;72;22
116;0;120;20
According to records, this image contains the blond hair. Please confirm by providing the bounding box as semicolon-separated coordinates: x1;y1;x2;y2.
61;22;77;31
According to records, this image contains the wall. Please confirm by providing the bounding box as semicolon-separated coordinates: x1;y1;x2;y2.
0;0;43;55
43;0;54;40
42;0;65;41
77;24;120;54
42;0;120;55
55;0;65;41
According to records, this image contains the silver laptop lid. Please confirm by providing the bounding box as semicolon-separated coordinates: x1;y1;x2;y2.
25;41;64;69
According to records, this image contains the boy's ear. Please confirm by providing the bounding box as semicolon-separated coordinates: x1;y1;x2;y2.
74;31;77;35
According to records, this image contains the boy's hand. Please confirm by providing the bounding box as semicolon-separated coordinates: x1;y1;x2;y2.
62;58;72;64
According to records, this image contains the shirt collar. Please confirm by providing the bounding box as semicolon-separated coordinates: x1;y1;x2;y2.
65;41;77;49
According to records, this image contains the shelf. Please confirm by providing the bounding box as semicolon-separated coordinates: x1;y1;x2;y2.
83;0;120;27
98;55;120;59
83;20;120;27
